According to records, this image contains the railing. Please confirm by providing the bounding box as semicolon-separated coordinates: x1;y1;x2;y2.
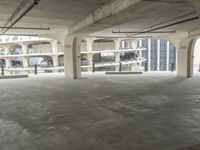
0;36;49;43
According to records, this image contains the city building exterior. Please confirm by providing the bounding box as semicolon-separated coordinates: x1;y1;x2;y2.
138;39;177;72
0;36;178;75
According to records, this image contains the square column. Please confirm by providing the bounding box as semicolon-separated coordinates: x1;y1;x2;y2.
157;40;160;71
114;52;120;71
166;41;170;71
86;39;94;52
51;40;58;53
64;36;81;79
148;39;151;71
23;57;29;68
21;43;28;54
5;58;11;68
53;56;59;67
139;40;142;66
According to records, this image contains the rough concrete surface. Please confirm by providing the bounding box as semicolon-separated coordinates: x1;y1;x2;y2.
0;72;200;150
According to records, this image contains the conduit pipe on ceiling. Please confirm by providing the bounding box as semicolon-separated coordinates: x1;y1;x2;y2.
0;26;50;30
127;16;199;37
112;30;176;34
2;0;41;34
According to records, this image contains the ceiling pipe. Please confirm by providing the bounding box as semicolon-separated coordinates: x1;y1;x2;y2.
112;30;176;34
2;0;31;29
95;36;153;39
0;26;50;30
126;16;199;37
0;34;38;36
125;11;197;37
143;0;187;4
2;0;41;34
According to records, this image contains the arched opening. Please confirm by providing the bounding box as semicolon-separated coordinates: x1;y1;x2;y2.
28;41;52;54
0;46;6;55
29;56;53;67
9;44;22;55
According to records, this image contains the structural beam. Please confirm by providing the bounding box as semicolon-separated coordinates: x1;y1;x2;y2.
68;0;143;34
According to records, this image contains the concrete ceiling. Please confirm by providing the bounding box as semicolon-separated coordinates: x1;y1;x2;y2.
0;0;113;34
90;0;200;38
0;0;199;38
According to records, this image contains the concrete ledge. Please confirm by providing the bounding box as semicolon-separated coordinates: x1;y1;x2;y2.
105;71;143;75
0;74;29;79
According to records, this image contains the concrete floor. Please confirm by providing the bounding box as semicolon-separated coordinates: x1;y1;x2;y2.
1;72;200;150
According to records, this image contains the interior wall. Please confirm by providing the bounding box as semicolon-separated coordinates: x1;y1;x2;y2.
93;41;115;51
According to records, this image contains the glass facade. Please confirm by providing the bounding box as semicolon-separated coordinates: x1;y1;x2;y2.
151;39;158;71
139;39;176;71
169;43;176;71
160;40;167;71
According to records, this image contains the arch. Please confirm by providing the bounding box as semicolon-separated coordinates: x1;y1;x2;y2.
9;44;22;55
0;45;6;55
27;41;52;54
29;55;53;67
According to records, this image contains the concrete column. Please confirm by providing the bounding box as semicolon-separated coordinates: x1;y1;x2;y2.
114;38;121;71
23;57;29;68
87;53;93;66
139;40;142;66
53;56;59;67
131;40;137;49
3;47;9;55
5;58;11;68
157;40;160;71
148;39;151;71
177;38;196;78
86;39;94;52
64;35;81;79
166;41;170;71
21;43;28;54
51;40;58;53
114;38;121;50
114;52;120;71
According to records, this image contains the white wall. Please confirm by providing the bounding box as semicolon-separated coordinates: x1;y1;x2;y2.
193;39;200;72
32;43;63;53
92;42;115;51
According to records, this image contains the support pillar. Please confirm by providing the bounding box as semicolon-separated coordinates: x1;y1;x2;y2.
86;38;94;52
21;43;28;54
131;40;138;49
53;56;59;67
64;35;81;79
148;39;151;71
177;38;196;78
139;40;142;66
5;58;11;68
166;41;170;71
4;47;9;55
51;40;58;53
23;57;29;68
114;52;120;71
157;40;160;71
114;38;121;71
